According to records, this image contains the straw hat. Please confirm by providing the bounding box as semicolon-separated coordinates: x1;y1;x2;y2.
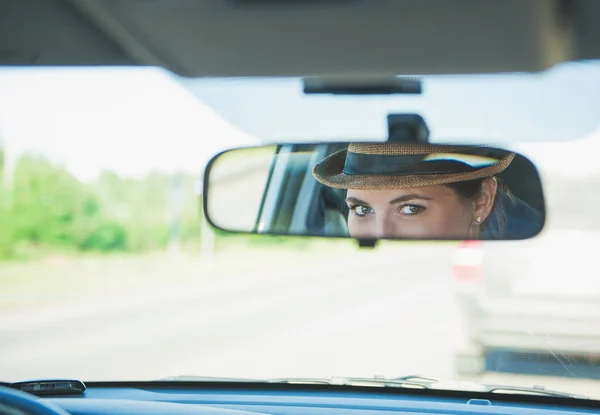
312;143;515;190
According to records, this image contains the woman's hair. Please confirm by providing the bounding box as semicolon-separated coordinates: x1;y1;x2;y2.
445;176;511;238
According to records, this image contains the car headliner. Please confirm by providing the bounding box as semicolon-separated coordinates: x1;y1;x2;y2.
1;0;600;77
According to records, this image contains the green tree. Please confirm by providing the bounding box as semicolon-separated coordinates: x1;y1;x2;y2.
1;153;205;259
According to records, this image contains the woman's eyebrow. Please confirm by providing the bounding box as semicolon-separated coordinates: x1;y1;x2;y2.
346;197;369;205
388;194;432;205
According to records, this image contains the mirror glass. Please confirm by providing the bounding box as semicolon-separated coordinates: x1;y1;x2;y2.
204;142;545;241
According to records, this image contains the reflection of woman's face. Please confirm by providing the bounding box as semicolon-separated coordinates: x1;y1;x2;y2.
346;185;476;239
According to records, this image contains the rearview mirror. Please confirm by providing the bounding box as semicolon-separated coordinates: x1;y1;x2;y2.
203;142;545;242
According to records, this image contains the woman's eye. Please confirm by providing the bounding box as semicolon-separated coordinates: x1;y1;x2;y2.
399;204;424;216
352;205;373;217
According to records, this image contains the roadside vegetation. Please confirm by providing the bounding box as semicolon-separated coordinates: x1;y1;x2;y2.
0;153;201;259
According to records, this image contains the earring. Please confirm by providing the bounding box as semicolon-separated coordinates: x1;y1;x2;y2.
476;216;482;223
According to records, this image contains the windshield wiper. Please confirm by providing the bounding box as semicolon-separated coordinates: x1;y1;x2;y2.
392;376;589;400
266;376;428;389
485;385;589;400
162;375;426;389
267;376;588;399
161;375;588;399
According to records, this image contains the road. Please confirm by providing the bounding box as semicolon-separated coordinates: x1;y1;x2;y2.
1;244;599;399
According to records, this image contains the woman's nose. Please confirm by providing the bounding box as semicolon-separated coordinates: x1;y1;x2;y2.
375;214;396;239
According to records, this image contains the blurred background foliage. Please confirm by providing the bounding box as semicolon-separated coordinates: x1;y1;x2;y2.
0;151;203;259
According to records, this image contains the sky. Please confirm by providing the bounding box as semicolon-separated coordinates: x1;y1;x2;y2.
1;62;600;181
0;67;257;180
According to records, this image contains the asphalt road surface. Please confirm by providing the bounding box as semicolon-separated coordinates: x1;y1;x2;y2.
1;244;599;399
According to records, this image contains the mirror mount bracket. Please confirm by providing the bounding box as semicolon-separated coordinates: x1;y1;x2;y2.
357;238;378;249
387;114;430;143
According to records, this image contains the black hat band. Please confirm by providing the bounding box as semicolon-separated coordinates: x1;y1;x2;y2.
342;151;480;176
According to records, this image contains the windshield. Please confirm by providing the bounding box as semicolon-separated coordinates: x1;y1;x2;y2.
1;63;600;400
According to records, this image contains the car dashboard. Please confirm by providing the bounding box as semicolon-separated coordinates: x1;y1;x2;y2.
34;382;600;415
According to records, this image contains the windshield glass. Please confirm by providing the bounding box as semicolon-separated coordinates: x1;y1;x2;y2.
1;63;600;399
182;62;600;143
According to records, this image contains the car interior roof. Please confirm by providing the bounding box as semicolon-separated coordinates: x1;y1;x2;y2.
2;0;600;77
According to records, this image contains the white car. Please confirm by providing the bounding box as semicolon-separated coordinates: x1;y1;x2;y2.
453;231;600;376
